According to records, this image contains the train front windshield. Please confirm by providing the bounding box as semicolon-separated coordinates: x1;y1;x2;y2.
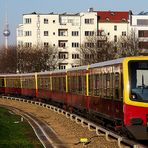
129;61;148;102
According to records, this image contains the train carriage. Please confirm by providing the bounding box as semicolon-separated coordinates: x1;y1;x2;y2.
1;56;148;140
67;65;89;113
50;69;67;106
37;71;52;100
4;74;21;96
88;59;123;126
21;73;37;98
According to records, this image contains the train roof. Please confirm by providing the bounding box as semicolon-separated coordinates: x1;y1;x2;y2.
89;58;124;69
67;65;88;72
1;56;148;77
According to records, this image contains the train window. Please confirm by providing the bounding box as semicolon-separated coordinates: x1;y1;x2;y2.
129;61;148;102
52;76;66;92
89;74;93;95
6;78;21;88
77;74;85;95
89;73;102;97
78;75;82;93
114;72;119;100
68;76;72;92
22;77;35;89
114;72;120;100
94;74;100;96
0;78;4;87
38;77;50;90
73;76;77;93
68;75;76;93
60;77;66;92
103;73;107;98
106;73;111;99
110;73;114;99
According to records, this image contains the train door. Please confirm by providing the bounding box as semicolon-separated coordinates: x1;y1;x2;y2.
112;65;123;120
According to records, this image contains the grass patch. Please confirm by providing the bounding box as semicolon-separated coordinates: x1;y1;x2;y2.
0;107;43;148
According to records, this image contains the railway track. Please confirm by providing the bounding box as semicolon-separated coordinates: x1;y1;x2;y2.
0;104;67;148
0;95;146;148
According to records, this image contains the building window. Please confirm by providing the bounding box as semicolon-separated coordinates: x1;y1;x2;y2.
59;63;67;70
137;19;148;26
44;18;48;24
139;31;144;37
25;31;32;36
85;18;94;24
44;42;49;47
138;30;148;37
85;54;94;59
121;43;126;48
85;42;94;48
114;25;117;31
59;52;68;59
72;42;79;48
72;54;80;59
25;18;31;24
97;41;104;48
122;31;126;36
58;40;67;48
98;30;105;36
114;35;117;42
53;20;55;23
139;42;148;49
85;31;94;36
44;31;49;36
58;29;68;36
53;32;55;35
25;42;32;47
72;64;79;68
72;31;79;36
18;30;23;37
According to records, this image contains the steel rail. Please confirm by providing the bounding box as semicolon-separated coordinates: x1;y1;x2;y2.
0;102;67;148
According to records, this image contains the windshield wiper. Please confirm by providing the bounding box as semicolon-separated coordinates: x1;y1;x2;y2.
142;74;145;94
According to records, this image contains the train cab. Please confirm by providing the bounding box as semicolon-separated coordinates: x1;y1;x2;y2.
123;56;148;140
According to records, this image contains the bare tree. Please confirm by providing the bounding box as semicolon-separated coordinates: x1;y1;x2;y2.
78;34;116;65
116;30;140;58
17;45;59;73
0;46;17;73
78;30;141;66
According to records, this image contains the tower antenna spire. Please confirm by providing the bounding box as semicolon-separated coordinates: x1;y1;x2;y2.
3;0;10;51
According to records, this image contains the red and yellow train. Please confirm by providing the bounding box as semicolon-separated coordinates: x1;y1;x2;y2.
0;56;148;140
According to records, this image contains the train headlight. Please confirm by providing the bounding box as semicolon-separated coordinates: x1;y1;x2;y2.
130;118;143;125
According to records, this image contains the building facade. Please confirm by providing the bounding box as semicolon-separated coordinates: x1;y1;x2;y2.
17;10;98;69
130;12;148;54
17;9;132;70
97;11;131;43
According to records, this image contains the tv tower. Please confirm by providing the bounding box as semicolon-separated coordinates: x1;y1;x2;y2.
3;1;10;50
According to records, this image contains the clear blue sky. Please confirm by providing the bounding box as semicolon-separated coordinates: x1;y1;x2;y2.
0;0;148;46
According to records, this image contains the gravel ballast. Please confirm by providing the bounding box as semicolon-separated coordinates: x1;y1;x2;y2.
0;98;122;148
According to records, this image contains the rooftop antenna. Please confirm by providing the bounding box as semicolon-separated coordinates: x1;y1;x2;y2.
3;0;10;52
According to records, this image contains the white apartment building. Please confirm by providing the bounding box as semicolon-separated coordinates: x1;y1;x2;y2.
130;12;148;54
17;9;133;70
17;10;98;69
97;11;131;43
